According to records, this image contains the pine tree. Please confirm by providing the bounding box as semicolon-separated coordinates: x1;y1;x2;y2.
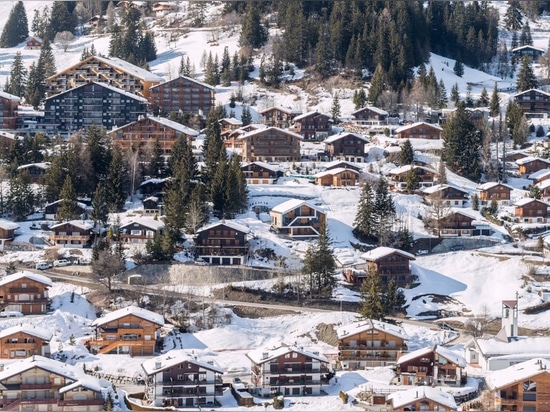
504;1;523;31
105;146;127;212
374;177;396;245
57;175;80;221
239;2;267;49
489;82;501;117
441;102;481;181
0;1;29;48
438;80;448;109
302;222;336;297
353;89;367;110
437;161;447;184
453;60;464;77
90;182;108;228
400;139;414;165
202;111;226;192
147;136;164;178
47;1;75;42
7;52;27;97
520;22;533;46
516;55;538;92
450;83;460;106
478;87;489;107
353;182;375;241
405;167;419;194
241;105;252;126
8;172;34;221
368;65;385;105
331;94;341;125
25;62;43;109
358;268;385;320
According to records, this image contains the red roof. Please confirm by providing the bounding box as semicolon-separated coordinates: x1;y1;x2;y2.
502;300;518;309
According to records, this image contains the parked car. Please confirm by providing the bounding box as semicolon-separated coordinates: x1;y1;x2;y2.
35;261;52;270
53;259;71;267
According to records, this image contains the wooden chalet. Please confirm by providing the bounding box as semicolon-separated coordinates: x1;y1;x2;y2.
142;196;163;215
16;162;50;183
259;106;302;129
222;124;262;152
517;157;550;177
238;127;302;162
141;349;223;408
323;160;362;172
486;358;550;412
0;91;20;130
336;319;408;369
422;184;469;208
0;271;52;315
152;1;179;12
88;305;164;355
43;82;148;134
290;111;332;140
314;167;359;187
194;221;250;265
388;165;437;190
344;247;416;288
536;180;550;201
44;199;88;220
140;177;170;196
387;387;457;412
395;344;467;387
0;325;52;359
240;161;282;184
149;75;215;117
120;217;164;244
219;117;242;132
512;45;545;59
0;219;18;241
504;150;530;163
88;15;105;27
24;36;43;50
514;198;549;223
478;182;513;206
269;199;326;238
46;55;163;102
395;122;442;139
323;132;369;162
247;345;330;397
465;107;490;128
529;169;550;185
109;116;198;158
514;89;550;118
49;220;94;248
0;356;105;411
351;106;388;126
440;210;491;237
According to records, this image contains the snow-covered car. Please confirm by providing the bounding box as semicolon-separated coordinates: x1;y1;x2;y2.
53;259;71;267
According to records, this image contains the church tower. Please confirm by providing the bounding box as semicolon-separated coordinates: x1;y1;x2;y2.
501;295;519;340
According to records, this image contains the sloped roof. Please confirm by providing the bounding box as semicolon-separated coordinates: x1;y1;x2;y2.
529;169;550;180
259;106;302;115
196;220;250;234
120;216;165;231
352;106;388;116
110;116;198;136
221;117;243;125
512;45;545;53
388;386;457;410
270;199;322;215
150;75;213;91
142;349;223;375
475;336;550;357
0;271;52;288
361;246;415;262
314;167;360;178
50;220;94;231
323;132;369;144
336;319;408;340
241;161;282;173
422;183;468;195
237;126;303;140
0;91;21;101
478;182;514;191
17;162;51;171
516;156;550;165
487;358;550;390
0;219;19;230
0;325;52;341
92;305;165;327
514;197;549;207
293;110;330;121
247;345;328;365
395;121;443;134
46;81;149;103
388;164;437;176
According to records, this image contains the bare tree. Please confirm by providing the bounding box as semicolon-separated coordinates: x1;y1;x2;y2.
427;189;451;237
91;249;125;292
54;31;75;52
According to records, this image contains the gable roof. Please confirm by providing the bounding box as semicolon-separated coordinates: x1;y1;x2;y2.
142;349;223;375
487;358;550;390
388;386;457;410
336;318;408;340
238;126;303;140
150;75;213;90
396;344;466;367
92;305;165;327
514;197;549;207
529;168;550;180
422;183;468;195
395;121;443;134
120;216;165;231
246;345;329;365
196;220;250;234
0;325;52;341
0;271;52;288
0;219;19;231
241;161;282;173
361;246;415;262
478;182;514;191
388;164;437;176
46;81;149;103
270;199;322;215
473;336;550;358
323;132;369;144
516;156;550;166
50;220;94;231
110;116;198;137
259;106;302;115
352;106;388;116
17;162;51;171
0;90;21;101
293;110;330;121
314;167;360;178
512;45;545;53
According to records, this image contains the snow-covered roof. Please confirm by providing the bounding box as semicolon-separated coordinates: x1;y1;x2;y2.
516;156;550;165
0;90;20;101
336;319;408;340
422;183;468;195
221;117;243;125
196;220;250;234
238;126;303;140
478;182;514;191
537;180;550;190
514;197;549;207
241;161;282;172
486;358;550;390
270;199;321;215
475;336;550;357
17;162;51;171
397;344;466;367
0;325;52;341
0;271;52;288
92;305;165;327
361;246;415;262
140;177;171;186
120;216;165;231
110;116;198;136
47;81;148;103
387;386;457;410
388;164;437;175
247;345;328;365
323;132;369;144
314;167;360;178
394;121;443;133
528;169;550;180
293;110;329;121
50;220;94;231
0;130;18;140
323;160;360;170
142;349;223;375
150;75;214;91
352;106;388;116
0;219;19;230
514;88;550;98
259;106;302;115
512;45;545;53
0;356;102;393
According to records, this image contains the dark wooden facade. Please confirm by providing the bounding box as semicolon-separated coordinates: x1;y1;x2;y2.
270;200;326;238
423;184;469;207
150;75;215;117
478;182;512;205
49;221;93;248
290;111;332;140
240;127;301;162
314;168;359;187
194;222;249;265
0;326;51;359
351;106;388;126
120;218;164;243
0;91;20;129
241;162;281;184
260;106;301;128
395;122;442;139
514;89;550;118
440;211;477;237
0;272;51;315
517;157;550;176
514;198;549;223
324;132;369;160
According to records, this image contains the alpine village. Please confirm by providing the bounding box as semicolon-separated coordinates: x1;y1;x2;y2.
2;0;550;411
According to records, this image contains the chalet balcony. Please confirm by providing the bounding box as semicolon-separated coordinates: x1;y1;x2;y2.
58;398;105;407
268;366;328;374
338;343;408;351
270;378;325;386
8;286;39;293
162;377;223;386
20;383;52;390
50;234;90;242
339;353;399;361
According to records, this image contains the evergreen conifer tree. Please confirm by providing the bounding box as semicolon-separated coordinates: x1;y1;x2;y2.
7;52;27;97
516;55;538;92
302;222;336;297
358;268;385;320
8;172;34;221
90;182;108;228
450;83;460;106
453;60;464;77
57;175;80;221
239;2;267;49
353;182;375;241
405;167;420;194
504;1;523;31
47;1;75;42
241;105;252;126
105;147;127;212
478;87;489;107
331;94;341;125
400;139;414;165
368;65;385;105
437;161;447;184
0;1;29;48
374;177;396;245
489;82;501;117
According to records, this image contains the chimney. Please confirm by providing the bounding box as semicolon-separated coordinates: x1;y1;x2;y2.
155;361;162;369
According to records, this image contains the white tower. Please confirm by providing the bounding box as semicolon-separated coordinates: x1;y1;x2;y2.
501;296;519;340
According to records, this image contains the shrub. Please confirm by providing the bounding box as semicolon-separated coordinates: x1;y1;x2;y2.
339;390;348;404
